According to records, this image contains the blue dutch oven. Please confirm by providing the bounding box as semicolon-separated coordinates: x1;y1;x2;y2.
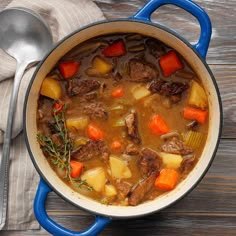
24;0;222;235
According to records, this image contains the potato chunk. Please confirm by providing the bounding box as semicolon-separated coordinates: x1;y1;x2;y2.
81;167;106;192
104;184;117;197
109;155;132;179
131;84;151;100
86;56;113;76
188;81;207;109
93;56;113;74
66;117;89;131
73;137;88;148
40;76;62;100
160;152;183;169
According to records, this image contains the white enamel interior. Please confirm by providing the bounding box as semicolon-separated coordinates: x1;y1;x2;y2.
25;21;221;218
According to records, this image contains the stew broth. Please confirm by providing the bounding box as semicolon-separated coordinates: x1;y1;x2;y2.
37;33;208;206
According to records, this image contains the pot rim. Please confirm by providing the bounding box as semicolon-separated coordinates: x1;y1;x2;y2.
23;18;223;219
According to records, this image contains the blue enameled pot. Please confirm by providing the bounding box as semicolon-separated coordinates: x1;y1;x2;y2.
24;0;222;235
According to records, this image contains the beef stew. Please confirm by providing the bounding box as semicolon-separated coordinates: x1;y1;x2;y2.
36;33;208;206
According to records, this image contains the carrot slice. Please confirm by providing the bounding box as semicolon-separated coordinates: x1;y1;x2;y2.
155;168;179;191
102;40;126;57
70;161;83;178
59;61;80;79
111;140;122;150
52;100;65;115
112;87;124;98
87;124;104;140
149;115;170;135
159;51;183;77
183;106;207;124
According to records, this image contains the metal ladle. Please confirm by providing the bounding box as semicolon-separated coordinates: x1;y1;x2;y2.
0;7;53;229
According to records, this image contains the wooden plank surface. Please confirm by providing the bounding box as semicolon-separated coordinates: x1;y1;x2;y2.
2;0;236;235
210;65;236;138
1;214;236;236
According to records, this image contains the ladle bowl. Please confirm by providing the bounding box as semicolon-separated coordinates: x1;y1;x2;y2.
0;7;53;229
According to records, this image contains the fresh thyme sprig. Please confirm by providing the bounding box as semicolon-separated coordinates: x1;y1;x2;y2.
37;134;66;169
37;100;92;190
37;101;71;178
71;178;93;191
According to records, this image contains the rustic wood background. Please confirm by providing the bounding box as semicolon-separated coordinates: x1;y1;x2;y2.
2;0;236;235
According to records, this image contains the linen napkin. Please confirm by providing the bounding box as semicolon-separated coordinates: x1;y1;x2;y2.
0;0;105;230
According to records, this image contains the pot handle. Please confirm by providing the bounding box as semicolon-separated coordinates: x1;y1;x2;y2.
34;178;111;236
132;0;212;59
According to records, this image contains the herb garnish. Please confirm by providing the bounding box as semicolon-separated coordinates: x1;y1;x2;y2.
37;100;93;191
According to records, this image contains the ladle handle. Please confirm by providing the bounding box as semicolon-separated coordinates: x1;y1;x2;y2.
0;62;28;229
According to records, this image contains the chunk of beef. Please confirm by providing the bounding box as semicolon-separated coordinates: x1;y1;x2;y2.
146;38;167;58
37;96;54;121
71;140;109;162
180;156;196;173
83;102;108;120
149;79;189;97
51;134;63;147
38;109;44;119
48;121;58;134
128;172;157;206
124;110;141;144
143;189;160;201
81;92;98;101
170;95;181;103
160;131;180;141
187;120;199;131
175;70;195;80
161;81;189;96
161;137;193;155
125;143;139;156
113;72;122;81
116;181;132;198
139;148;161;176
129;58;159;82
149;79;165;93
67;78;100;96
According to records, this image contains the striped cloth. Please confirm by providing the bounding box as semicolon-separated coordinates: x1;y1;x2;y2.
0;0;105;230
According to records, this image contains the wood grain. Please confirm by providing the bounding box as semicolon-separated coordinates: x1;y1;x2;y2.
210;65;236;138
2;214;236;236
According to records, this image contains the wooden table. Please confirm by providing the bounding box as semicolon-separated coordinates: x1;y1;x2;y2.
3;0;236;235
